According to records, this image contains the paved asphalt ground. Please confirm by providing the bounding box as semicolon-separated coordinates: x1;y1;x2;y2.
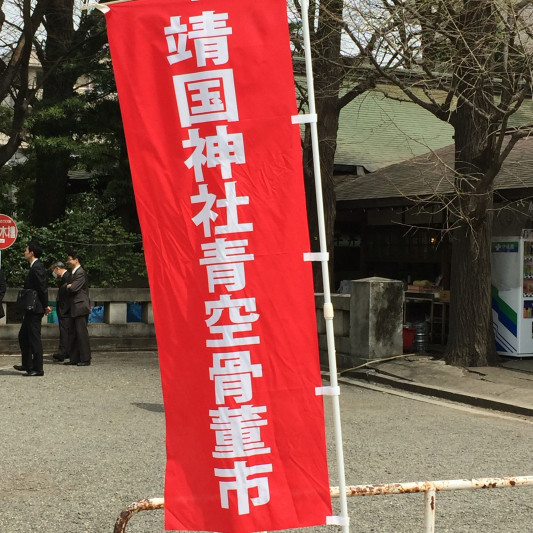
1;350;533;532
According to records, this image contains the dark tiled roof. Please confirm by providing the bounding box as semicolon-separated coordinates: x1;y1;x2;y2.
335;136;533;206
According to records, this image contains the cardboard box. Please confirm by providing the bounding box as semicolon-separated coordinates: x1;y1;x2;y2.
408;285;435;293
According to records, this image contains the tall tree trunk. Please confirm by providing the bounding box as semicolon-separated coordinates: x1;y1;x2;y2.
304;0;344;291
303;99;340;291
446;217;499;366
32;0;74;227
445;0;499;366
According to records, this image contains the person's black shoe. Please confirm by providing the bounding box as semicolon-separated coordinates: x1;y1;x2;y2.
25;370;44;376
77;362;91;366
52;354;65;362
13;365;29;372
64;361;78;365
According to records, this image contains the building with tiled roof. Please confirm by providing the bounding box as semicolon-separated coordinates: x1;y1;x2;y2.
329;88;533;290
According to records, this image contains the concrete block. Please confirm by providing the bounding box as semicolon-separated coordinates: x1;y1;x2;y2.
333;308;350;337
104;302;128;324
350;277;403;360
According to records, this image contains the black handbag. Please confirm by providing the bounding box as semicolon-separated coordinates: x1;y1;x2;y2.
16;289;38;311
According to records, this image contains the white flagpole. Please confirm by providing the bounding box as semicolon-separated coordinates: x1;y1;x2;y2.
299;1;350;532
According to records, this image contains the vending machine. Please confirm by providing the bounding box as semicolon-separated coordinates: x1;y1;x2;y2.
491;230;533;357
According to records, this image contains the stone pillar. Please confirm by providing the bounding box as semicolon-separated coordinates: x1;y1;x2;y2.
350;277;403;361
104;302;128;324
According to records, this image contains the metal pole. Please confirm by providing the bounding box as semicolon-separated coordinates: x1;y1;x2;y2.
299;2;349;531
339;476;533;496
424;488;436;533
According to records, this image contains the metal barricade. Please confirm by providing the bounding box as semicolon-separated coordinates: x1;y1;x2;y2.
114;476;533;532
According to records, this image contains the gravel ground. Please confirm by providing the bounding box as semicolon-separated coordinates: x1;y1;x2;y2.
0;351;166;533
1;351;532;532
321;384;533;533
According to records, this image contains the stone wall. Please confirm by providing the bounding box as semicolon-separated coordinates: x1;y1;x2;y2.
0;288;156;353
2;281;404;362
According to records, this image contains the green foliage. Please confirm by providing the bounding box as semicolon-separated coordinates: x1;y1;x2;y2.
0;106;15;136
31;29;138;230
0;195;146;288
0;9;147;288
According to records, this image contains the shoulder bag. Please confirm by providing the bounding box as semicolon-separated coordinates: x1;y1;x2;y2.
16;289;38;311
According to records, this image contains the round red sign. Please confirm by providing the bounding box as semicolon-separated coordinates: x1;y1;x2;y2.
0;214;17;250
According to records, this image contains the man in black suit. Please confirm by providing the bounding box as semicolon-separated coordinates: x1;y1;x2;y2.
14;242;50;377
65;251;91;366
51;261;72;362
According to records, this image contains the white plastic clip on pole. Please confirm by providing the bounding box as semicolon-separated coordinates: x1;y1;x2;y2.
315;385;340;396
299;0;349;531
303;252;329;262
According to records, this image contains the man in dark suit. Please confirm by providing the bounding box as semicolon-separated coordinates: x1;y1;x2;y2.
65;252;91;366
51;261;72;362
14;242;50;377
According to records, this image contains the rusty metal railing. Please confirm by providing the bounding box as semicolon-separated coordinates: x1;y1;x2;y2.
336;476;533;533
114;475;533;532
114;497;164;533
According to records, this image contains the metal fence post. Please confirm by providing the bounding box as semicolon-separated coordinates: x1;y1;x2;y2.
424;488;436;533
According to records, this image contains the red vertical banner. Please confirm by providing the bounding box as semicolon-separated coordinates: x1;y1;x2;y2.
104;1;332;531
